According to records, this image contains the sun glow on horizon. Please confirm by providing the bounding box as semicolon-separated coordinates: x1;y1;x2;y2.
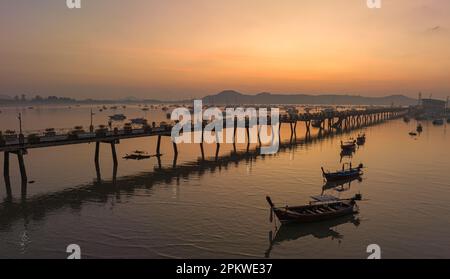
1;0;450;99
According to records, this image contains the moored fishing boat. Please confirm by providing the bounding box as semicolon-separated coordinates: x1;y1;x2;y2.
341;139;356;150
123;150;151;160
356;134;366;145
321;163;364;182
432;119;444;125
109;114;126;121
266;194;362;224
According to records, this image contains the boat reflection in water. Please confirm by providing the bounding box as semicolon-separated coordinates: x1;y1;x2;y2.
322;176;363;193
339;149;354;162
265;214;361;258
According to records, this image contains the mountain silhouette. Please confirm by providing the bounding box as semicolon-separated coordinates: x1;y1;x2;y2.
202;90;417;106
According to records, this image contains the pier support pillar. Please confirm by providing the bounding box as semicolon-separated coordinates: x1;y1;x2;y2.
172;153;178;168
157;155;162;169
200;143;205;160
156;135;162;155
17;150;27;197
94;142;101;182
3;152;11;197
95;142;100;165
173;142;178;156
215;143;220;161
257;125;262;146
278;123;282;143
111;142;118;166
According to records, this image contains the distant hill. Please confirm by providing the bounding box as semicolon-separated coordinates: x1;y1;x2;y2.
202;90;418;106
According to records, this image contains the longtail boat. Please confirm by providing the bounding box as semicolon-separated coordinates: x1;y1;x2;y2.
321;163;363;182
341;139;356;150
123;150;151;160
356;134;366;145
266;194;361;224
432;119;444;125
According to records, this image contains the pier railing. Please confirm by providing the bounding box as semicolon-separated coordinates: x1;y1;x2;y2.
1;106;408;198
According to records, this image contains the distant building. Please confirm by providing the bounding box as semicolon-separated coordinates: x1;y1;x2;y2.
421;98;446;115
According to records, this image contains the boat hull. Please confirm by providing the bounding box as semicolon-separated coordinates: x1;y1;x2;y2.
273;201;357;224
323;170;362;182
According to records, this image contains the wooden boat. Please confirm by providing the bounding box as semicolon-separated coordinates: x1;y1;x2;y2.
356;134;366;145
340;139;356;150
266;194;362;224
123;150;151;160
409;132;418;136
321;163;363;182
432;119;444;125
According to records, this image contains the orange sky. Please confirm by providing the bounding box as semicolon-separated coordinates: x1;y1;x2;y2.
1;0;450;99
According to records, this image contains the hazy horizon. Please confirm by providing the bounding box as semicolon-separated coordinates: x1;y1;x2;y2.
1;0;450;100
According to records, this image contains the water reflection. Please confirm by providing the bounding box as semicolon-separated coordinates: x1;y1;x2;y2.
322;176;363;193
265;215;361;258
0;125;365;231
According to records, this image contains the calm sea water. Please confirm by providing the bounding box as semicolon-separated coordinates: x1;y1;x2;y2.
0;105;449;258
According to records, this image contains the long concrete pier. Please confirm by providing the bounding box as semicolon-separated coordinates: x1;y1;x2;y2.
0;106;407;198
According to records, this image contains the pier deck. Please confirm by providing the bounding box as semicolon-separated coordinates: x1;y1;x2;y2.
1;106;407;198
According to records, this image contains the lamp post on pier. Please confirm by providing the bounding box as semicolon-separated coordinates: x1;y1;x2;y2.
90;109;95;133
18;113;24;145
